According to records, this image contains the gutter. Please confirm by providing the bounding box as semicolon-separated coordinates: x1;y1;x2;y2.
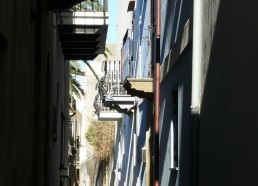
191;0;203;114
154;0;161;186
191;0;203;185
146;0;155;185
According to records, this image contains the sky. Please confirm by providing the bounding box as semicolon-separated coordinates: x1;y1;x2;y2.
106;0;118;44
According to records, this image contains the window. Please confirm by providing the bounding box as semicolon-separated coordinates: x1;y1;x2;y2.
171;89;178;170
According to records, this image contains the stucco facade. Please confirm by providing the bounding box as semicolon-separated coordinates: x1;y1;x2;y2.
0;0;108;185
160;0;258;185
111;0;258;186
0;0;70;185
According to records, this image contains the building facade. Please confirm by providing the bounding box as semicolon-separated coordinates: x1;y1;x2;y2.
99;0;153;185
0;1;70;185
104;0;258;186
0;0;108;185
160;0;258;185
3;0;257;185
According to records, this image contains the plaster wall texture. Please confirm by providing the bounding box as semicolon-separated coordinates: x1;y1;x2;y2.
79;44;118;186
78;60;102;186
116;0;133;59
160;0;192;64
159;47;192;186
160;0;258;185
199;0;258;185
0;1;69;185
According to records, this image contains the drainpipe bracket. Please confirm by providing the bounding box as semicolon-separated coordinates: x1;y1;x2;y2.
190;106;200;115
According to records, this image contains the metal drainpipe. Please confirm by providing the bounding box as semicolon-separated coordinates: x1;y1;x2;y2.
154;0;161;186
190;0;203;185
191;0;203;114
146;1;154;185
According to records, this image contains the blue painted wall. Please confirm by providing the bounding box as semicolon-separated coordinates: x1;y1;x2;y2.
132;0;151;78
160;47;192;186
119;114;133;185
160;0;192;63
159;1;193;184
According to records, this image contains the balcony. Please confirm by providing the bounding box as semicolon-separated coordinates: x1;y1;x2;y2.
48;0;83;10
123;77;153;99
94;94;136;121
121;29;153;99
94;60;136;120
48;0;108;11
55;1;108;60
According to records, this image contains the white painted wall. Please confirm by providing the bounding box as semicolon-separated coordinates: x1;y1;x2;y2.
116;0;134;59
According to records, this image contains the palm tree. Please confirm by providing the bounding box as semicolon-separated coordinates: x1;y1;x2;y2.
69;61;85;114
103;47;112;60
69;47;113;114
82;47;113;82
82;60;99;81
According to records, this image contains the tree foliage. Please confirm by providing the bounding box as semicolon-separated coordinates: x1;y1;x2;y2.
69;61;85;113
71;0;104;11
86;121;115;160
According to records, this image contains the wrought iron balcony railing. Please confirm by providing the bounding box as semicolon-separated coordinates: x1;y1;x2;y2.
121;28;154;98
94;60;133;116
121;28;154;82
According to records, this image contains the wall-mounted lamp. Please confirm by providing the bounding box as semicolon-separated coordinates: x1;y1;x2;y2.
106;85;124;101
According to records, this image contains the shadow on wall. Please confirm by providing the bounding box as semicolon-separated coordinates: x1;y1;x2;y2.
168;170;178;185
119;115;133;185
159;46;192;186
160;0;192;63
110;122;122;184
199;0;258;185
95;161;103;186
0;33;7;49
